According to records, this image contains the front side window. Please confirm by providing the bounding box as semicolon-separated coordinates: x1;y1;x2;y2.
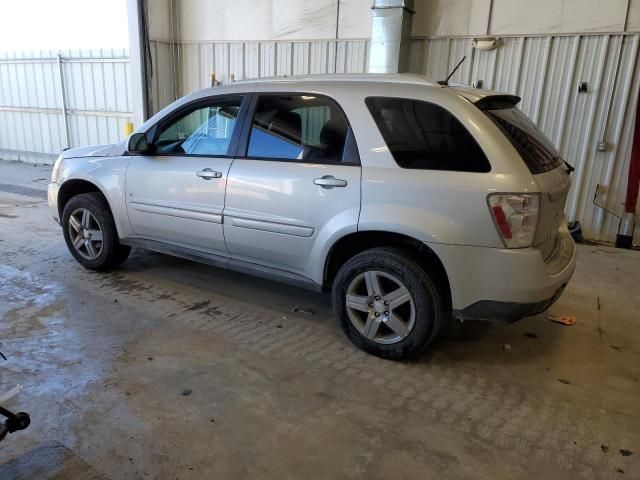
365;97;491;172
155;95;244;156
247;94;350;163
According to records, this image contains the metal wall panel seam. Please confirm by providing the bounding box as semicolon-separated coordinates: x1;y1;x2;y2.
533;36;553;125
556;35;581;153
600;35;625;141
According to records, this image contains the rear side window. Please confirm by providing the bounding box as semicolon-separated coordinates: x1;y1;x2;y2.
365;97;491;172
485;107;563;174
247;94;355;164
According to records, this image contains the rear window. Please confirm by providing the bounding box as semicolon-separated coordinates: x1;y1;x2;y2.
485;107;563;174
365;97;491;172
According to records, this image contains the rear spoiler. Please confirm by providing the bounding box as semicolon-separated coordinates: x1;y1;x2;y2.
474;95;522;111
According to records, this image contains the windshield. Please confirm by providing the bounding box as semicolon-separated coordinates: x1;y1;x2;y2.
485;107;563;174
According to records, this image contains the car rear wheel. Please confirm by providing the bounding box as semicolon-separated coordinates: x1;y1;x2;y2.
61;193;130;270
332;247;443;359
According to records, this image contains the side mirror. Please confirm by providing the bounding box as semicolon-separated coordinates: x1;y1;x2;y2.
127;132;150;154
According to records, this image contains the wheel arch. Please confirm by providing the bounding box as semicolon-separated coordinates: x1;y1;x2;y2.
57;179;110;220
323;231;451;306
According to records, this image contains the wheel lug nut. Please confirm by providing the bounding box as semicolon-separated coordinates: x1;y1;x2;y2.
384;300;389;306
369;302;374;307
384;311;389;316
375;296;380;301
374;312;380;318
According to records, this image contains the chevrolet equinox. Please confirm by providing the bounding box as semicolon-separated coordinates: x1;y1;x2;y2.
48;74;576;358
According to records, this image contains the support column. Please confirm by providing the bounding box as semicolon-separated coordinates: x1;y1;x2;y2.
127;0;149;127
56;54;70;148
368;0;415;74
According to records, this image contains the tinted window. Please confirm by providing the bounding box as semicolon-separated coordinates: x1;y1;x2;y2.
485;107;563;174
365;97;491;172
155;95;244;156
247;95;351;163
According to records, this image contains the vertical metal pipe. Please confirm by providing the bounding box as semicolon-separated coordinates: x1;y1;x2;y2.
335;0;341;40
334;0;341;72
624;0;632;32
486;0;494;35
56;53;70;148
368;0;415;74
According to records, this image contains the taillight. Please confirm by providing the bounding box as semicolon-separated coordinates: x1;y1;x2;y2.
488;193;540;248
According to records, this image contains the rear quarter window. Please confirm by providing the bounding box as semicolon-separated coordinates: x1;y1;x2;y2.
365;97;491;173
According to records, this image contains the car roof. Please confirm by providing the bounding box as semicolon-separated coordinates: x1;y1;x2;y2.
201;74;516;105
174;74;517;117
232;73;439;87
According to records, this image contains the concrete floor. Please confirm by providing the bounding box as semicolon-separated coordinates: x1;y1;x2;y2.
0;159;638;480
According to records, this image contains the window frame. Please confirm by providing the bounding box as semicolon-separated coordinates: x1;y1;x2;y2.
236;92;361;166
137;94;250;159
365;95;492;173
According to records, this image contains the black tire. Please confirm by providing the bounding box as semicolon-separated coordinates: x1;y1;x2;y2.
332;247;444;359
61;193;131;271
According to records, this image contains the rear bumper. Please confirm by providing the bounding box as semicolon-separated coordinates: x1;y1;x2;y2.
453;281;569;322
428;229;576;322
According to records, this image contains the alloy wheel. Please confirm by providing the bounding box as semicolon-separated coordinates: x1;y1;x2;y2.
68;208;104;260
345;270;416;344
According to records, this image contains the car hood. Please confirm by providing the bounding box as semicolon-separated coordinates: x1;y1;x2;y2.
62;142;126;159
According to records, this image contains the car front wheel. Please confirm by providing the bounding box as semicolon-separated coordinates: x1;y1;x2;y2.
332;247;444;359
61;193;130;270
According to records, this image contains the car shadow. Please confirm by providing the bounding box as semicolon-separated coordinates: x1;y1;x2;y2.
119;248;333;322
119;248;565;366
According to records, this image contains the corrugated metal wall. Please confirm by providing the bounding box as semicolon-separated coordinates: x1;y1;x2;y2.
409;34;640;243
0;49;132;164
149;39;370;111
3;36;634;243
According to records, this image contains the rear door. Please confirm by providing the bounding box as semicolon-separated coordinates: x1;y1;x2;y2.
223;93;361;279
125;94;246;254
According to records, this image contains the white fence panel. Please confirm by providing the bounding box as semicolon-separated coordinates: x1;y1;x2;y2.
0;48;132;164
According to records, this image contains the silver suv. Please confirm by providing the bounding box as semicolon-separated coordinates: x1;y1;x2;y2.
48;74;576;358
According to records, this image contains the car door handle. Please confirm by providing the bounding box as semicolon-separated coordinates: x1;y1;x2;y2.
196;168;223;180
314;175;347;189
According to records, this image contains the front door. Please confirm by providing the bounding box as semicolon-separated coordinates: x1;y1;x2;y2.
223;93;361;279
126;94;245;254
